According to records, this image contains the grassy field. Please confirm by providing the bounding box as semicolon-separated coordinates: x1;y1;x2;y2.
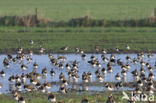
0;27;155;53
0;0;155;21
0;91;153;103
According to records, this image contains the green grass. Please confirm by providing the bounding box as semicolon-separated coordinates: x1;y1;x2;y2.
0;0;155;21
0;91;142;103
0;27;156;53
0;91;155;103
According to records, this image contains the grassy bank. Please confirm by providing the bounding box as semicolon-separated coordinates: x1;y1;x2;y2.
0;27;156;53
0;0;156;21
0;91;147;103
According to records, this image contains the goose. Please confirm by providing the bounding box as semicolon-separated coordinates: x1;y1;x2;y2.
137;79;143;87
50;69;55;76
95;68;100;75
29;40;34;45
68;71;72;81
102;49;107;54
82;72;88;83
101;68;107;74
126;44;130;50
140;72;146;79
17;47;23;54
57;56;66;61
115;47;119;52
65;63;71;70
29;50;33;56
121;65;127;71
62;79;68;87
126;63;131;69
15;82;22;91
3;59;9;68
48;93;56;103
147;87;154;94
61;46;69;51
146;63;150;68
39;85;46;93
21;73;27;83
133;58;138;64
15;75;21;82
43;81;52;89
0;70;5;77
110;54;115;61
140;67;145;74
147;53;152;58
147;81;154;89
7;54;13;60
142;77;147;83
42;67;47;76
115;82;123;89
121;69;127;77
117;59;122;66
80;49;84;54
59;72;65;81
13;91;20;100
131;70;140;81
33;62;38;69
115;73;121;81
58;62;64;69
75;48;80;54
49;53;54;59
97;74;103;83
81;54;86;60
91;62;96;67
30;78;38;85
140;52;145;58
102;56;109;62
135;87;142;94
21;64;28;71
87;72;92;82
96;62;102;67
16;54;22;61
12;58;17;62
18;96;26;103
148;66;154;72
39;46;45;54
104;83;114;91
9;75;16;82
24;84;35;92
35;81;41;89
26;56;32;62
72;74;79;83
107;66;113;73
59;86;68;94
126;56;131;61
140;60;145;66
90;55;96;60
148;72;154;80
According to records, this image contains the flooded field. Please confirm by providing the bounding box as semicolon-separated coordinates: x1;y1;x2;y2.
0;53;155;94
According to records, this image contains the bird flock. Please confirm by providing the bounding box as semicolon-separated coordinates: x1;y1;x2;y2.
0;41;155;103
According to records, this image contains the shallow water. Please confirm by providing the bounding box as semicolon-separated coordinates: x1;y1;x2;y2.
0;53;155;93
